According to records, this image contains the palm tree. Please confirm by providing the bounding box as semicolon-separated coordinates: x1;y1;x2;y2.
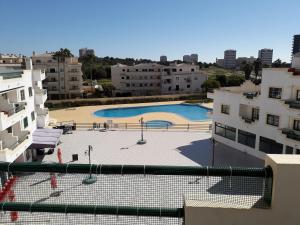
53;48;74;99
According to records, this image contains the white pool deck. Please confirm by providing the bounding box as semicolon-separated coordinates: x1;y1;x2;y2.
0;130;264;224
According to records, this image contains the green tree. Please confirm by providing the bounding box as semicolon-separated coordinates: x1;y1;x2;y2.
201;79;220;92
215;74;227;87
254;58;262;79
241;61;253;80
272;58;282;68
226;75;245;86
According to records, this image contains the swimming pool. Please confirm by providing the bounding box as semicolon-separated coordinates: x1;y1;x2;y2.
145;120;173;128
93;104;211;121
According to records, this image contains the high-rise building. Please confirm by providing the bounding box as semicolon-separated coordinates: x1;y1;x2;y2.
224;50;236;69
79;48;95;57
190;54;198;63
258;48;273;66
183;55;192;63
292;34;300;56
32;52;83;100
160;55;167;62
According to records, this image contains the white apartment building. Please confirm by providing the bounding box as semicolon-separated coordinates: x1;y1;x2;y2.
258;48;273;66
224;49;237;69
111;63;207;96
0;59;49;162
208;53;300;160
32;52;83;100
0;54;24;64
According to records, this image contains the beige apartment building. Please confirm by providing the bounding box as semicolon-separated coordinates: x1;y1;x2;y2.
111;63;207;96
32;52;83;100
0;54;24;64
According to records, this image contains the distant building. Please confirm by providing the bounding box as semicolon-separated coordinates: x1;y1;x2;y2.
236;56;256;69
183;55;192;63
292;34;300;56
258;48;273;66
111;63;207;96
160;55;167;62
79;48;95;57
216;58;224;67
224;50;236;69
32;52;83;100
190;54;198;63
0;54;25;64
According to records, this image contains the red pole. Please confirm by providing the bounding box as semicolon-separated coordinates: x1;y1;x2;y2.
57;148;62;163
8;190;18;222
50;173;57;189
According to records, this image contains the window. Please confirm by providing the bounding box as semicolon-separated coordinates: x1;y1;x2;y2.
28;87;33;97
266;114;279;126
31;111;35;121
296;149;300;154
179;69;182;72
121;77;125;80
132;83;135;87
126;76;129;80
23;117;28;128
168;87;171;91
238;130;256;148
127;69;130;72
293;120;300;131
259;136;283;154
252;108;259;120
187;84;191;88
158;69;161;72
221;104;230;115
20;90;25;101
150;83;153;87
142;69;147;72
172;69;177;72
126;83;130;87
176;77;179;81
297;90;300;101
122;69;125;72
49;68;56;73
149;69;154;72
268;87;282;99
176;85;179;91
36;60;41;63
136;69;138;72
286;146;294;154
140;84;143;87
215;122;236;141
144;83;148;87
191;68;195;72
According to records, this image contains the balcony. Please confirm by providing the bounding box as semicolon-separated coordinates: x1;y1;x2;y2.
239;104;259;124
0;103;26;131
34;88;47;104
32;70;46;81
0;130;30;162
281;128;300;141
284;100;300;109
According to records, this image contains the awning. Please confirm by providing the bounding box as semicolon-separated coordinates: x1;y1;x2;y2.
30;128;63;149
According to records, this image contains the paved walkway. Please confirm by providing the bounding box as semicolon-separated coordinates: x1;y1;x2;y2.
43;130;263;167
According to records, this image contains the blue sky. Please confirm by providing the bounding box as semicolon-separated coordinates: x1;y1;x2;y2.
0;0;299;62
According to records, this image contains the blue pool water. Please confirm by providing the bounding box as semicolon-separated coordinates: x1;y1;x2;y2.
145;120;173;128
93;104;211;121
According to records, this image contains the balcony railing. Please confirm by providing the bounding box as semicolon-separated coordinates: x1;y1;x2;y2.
8;131;29;150
1;103;26;117
0;162;273;224
281;128;300;141
0;71;23;80
243;91;260;99
284;100;300;109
